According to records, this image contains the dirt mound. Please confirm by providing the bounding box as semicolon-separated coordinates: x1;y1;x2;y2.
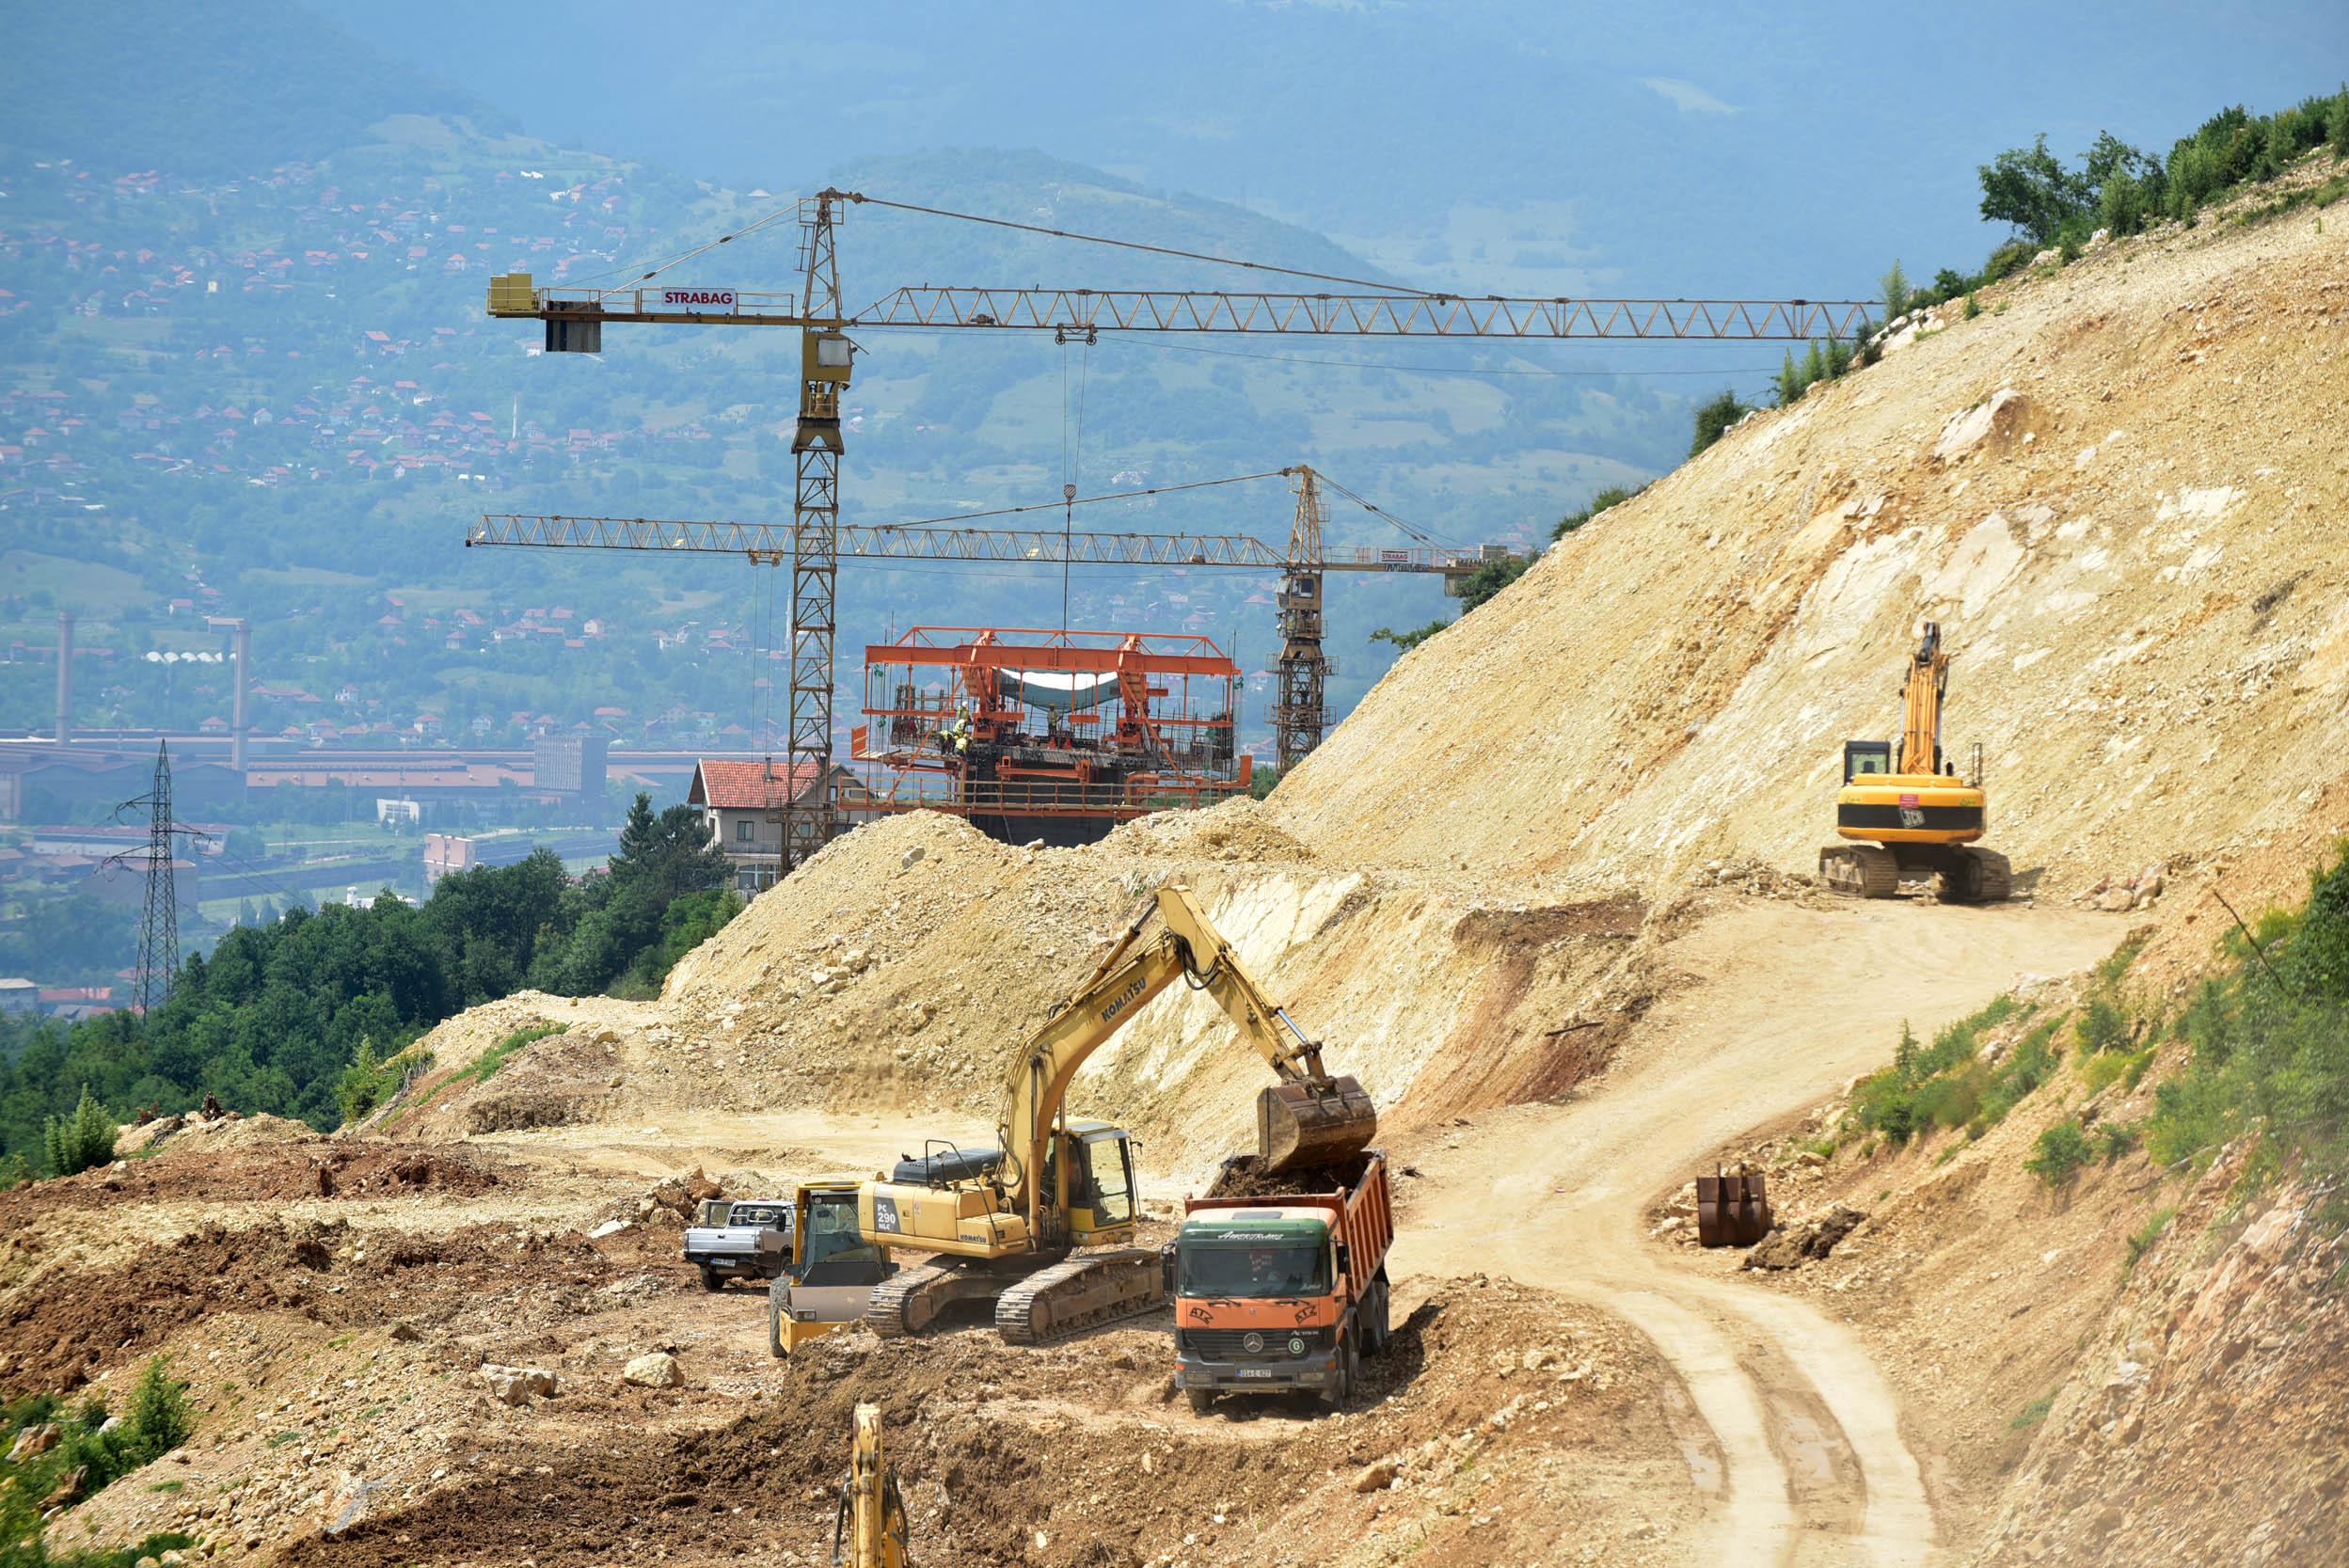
1271;208;2349;901
1100;794;1317;863
0;1216;627;1397
5;1142;503;1214
275;1276;1674;1568
1204;1150;1374;1199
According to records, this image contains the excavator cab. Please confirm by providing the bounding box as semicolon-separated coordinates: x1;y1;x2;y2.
1062;1121;1138;1242
1841;739;1894;784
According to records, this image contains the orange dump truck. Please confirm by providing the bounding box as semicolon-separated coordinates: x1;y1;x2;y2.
1168;1150;1394;1413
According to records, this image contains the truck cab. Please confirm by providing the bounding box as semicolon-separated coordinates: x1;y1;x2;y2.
682;1197;795;1291
1171;1152;1394;1414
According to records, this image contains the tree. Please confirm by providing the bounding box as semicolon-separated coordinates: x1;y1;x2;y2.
1690;388;1754;456
1880;258;1912;322
1977;134;2090;245
1371;620;1450;653
1773;349;1804;407
42;1085;117;1178
1454;554;1532;613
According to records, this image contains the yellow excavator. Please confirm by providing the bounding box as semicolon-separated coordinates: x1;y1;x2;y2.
1820;621;2011;902
858;881;1376;1344
832;1402;909;1568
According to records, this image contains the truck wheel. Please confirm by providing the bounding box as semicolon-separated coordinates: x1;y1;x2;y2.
1322;1338;1357;1412
767;1275;788;1358
1186;1388;1214;1416
1365;1279;1390;1354
698;1265;724;1293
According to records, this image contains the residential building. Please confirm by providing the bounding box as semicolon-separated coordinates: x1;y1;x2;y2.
686;758;860;894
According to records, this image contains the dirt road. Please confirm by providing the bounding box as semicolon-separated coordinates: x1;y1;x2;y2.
1391;897;2119;1567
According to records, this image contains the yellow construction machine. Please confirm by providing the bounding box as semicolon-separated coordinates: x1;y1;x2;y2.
768;1176;897;1357
832;1402;909;1568
1820;621;2011;902
859;881;1376;1344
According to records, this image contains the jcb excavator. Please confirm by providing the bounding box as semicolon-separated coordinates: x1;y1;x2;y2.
1820;621;2011;902
832;1402;909;1568
859;881;1376;1345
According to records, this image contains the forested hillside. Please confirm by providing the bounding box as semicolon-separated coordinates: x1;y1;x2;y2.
0;796;735;1171
0;4;1688;760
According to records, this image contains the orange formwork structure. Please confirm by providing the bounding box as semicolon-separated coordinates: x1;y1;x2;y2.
848;626;1249;847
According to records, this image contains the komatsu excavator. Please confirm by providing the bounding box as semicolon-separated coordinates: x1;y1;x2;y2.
1820;621;2012;902
858;881;1376;1345
832;1402;909;1568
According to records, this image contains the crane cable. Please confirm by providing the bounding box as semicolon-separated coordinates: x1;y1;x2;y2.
845;193;1441;298
575;187;1442;304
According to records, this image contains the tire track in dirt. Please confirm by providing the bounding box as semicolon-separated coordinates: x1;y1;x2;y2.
1389;898;2118;1567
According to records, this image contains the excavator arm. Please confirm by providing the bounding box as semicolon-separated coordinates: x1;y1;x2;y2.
833;1402;909;1568
1898;622;1952;776
994;882;1375;1227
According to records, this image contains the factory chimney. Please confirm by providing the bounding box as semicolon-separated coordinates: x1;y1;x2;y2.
54;610;73;746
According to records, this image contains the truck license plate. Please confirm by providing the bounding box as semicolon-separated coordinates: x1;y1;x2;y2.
1236;1369;1273;1379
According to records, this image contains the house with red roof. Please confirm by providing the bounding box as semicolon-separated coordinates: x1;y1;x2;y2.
686;758;860;895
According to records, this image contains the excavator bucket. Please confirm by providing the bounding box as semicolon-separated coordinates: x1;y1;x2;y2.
1695;1166;1773;1247
1257;1075;1378;1171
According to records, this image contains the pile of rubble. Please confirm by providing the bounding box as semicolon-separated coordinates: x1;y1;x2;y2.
2071;863;2166;912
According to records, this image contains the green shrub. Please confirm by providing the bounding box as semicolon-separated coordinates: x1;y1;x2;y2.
2329;91;2349;156
2010;1392;2055;1430
1454;553;1532;613
2123;1206;2176;1274
452;1023;565;1087
1962;291;1981;321
42;1086;117;1179
2075;997;2128;1054
2027;1120;2093;1187
2080;1043;2154;1096
1690;388;1754;457
1371;619;1450;653
1551;483;1641;541
2095;1120;2140;1163
1980;239;2038;284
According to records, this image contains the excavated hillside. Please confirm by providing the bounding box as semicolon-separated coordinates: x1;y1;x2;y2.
1274;198;2349;897
12;182;2349;1568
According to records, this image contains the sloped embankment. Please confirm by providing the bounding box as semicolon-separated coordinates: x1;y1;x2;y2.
1273;203;2349;898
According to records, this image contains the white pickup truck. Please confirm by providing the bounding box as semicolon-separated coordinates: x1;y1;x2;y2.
682;1198;794;1291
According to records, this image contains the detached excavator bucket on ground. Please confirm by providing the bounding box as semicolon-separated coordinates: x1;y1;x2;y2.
1695;1165;1773;1247
1257;1075;1378;1171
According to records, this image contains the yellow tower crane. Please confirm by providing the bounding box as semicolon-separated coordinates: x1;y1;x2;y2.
487;188;1876;868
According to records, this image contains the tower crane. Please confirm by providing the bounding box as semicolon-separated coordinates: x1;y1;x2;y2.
465;466;1503;770
485;187;1875;870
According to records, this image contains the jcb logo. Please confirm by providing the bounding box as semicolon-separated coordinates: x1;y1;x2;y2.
1897;806;1926;829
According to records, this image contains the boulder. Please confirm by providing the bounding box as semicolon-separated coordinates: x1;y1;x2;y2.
1745;1205;1868;1271
1353;1459;1399;1494
623;1352;683;1389
7;1422;59;1462
479;1364;557;1405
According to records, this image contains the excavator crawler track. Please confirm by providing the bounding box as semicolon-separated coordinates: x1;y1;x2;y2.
1818;844;1901;898
1939;847;2012;904
864;1263;1003;1338
995;1248;1166;1346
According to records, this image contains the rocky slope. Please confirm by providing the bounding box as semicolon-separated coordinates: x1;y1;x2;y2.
1273;190;2349;899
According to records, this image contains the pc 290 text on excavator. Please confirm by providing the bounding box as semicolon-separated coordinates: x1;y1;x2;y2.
852;881;1378;1345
